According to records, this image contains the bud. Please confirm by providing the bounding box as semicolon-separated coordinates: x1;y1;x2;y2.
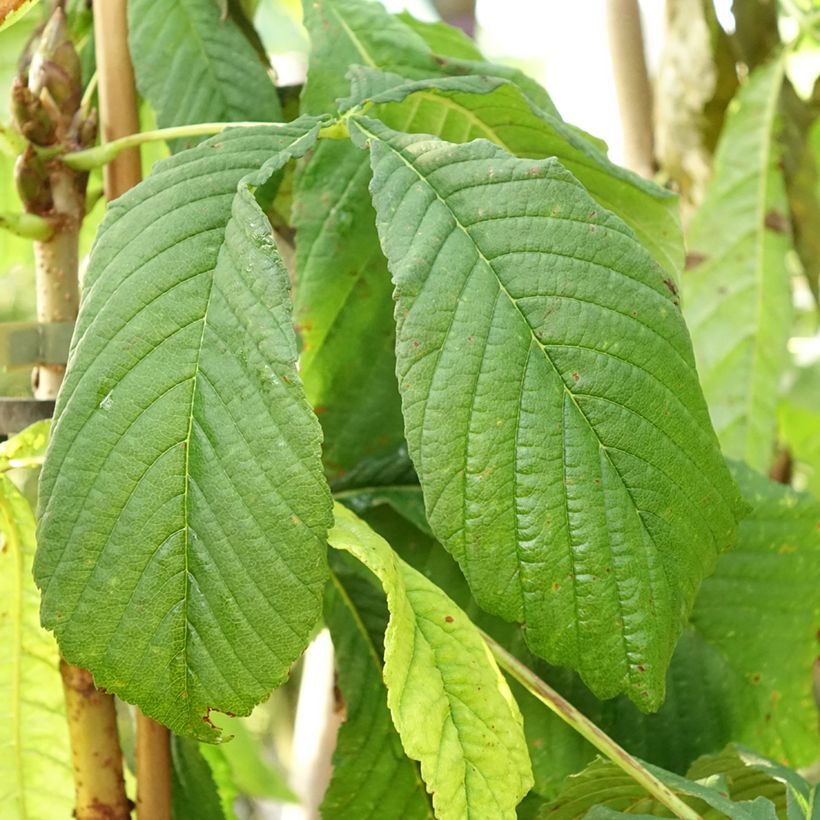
10;78;56;145
15;147;54;214
28;8;82;117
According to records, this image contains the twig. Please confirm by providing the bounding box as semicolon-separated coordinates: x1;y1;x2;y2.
482;631;702;820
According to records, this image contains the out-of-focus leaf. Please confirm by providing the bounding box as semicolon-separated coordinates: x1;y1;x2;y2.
0;472;73;818
328;504;532;820
779;364;820;497
0;0;39;33
0;419;49;471
685;58;792;472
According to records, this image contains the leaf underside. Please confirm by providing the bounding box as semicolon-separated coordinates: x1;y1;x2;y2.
358;117;744;708
35;119;332;740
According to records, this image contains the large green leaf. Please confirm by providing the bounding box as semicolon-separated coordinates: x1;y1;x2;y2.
0;472;73;818
504;466;820;792
34;119;332;741
322;558;433;819
684;57;792;472
538;754;786;820
346;67;682;278
356;116;744;708
128;0;282;148
328;504;532;819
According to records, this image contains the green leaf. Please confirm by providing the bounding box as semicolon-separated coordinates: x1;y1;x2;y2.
0;473;73;818
0;419;49;472
352;67;683;279
171;735;226;820
511;465;820;789
322;559;433;818
396;12;483;61
35;119;332;741
778;365;820;498
0;0;39;34
684;57;792;472
357;116;744;708
688;464;820;766
128;0;282;149
539;755;782;820
328;504;533;820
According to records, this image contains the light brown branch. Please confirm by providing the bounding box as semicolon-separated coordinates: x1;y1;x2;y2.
61;662;132;820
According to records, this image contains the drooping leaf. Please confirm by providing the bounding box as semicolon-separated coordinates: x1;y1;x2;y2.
322;558;433;819
0;473;73;818
171;735;226;820
328;504;533;820
684;57;792;472
347;67;683;278
356;116;744;708
35;119;332;741
502;465;820;791
538;755;783;820
128;0;282;150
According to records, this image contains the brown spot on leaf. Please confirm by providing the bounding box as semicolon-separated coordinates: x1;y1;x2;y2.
685;252;707;270
764;209;789;234
662;278;678;297
571;371;580;382
444;615;454;623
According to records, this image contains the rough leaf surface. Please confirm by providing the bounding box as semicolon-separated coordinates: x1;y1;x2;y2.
685;58;792;471
35;120;332;740
358;117;744;707
328;504;533;820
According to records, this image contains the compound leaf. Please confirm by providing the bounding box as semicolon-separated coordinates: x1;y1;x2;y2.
328;504;532;820
35;119;332;740
357;117;744;708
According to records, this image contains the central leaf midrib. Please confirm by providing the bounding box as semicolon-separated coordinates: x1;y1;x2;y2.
362;122;661;678
179;267;217;705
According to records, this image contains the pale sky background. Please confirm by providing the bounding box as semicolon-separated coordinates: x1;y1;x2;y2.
379;0;737;166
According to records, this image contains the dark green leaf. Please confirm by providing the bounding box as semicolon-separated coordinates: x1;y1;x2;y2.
128;0;282;149
357;116;744;708
35;119;332;740
171;735;226;820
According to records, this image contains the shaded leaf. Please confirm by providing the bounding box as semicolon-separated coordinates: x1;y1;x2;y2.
328;504;532;820
538;754;783;820
357;116;744;708
128;0;282;150
322;562;433;818
0;472;73;818
35;120;332;740
171;735;226;820
685;57;792;472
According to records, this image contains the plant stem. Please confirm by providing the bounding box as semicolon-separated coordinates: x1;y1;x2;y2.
92;0;141;195
482;632;702;820
60;662;132;820
136;713;172;820
0;211;53;240
63;122;271;171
